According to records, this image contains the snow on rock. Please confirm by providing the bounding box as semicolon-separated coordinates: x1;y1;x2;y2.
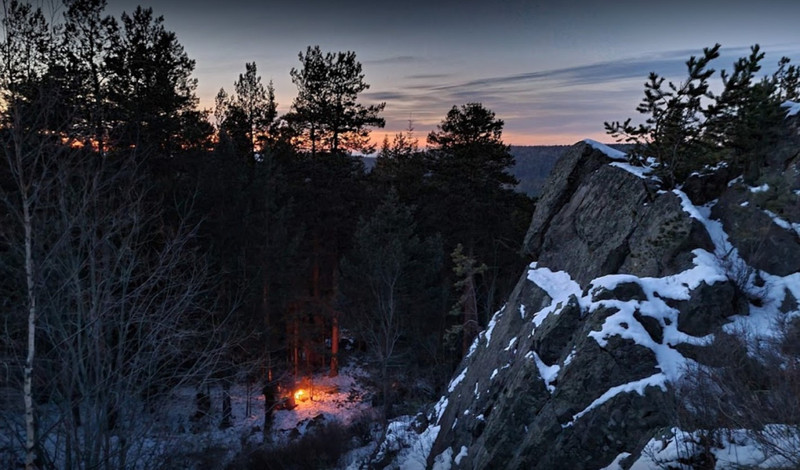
433;396;448;424
483;305;504;347
563;349;576;367
782;100;800;117
583;139;659;179
505;337;518;351
631;426;798;469
448;367;468;393
369;415;442;470
454;446;468;465
526;263;582;327
583;139;627;160
749;183;770;193
522;189;745;425
764;209;800;237
724;270;800;343
564;373;667;428
526;351;560;393
609;161;653;179
411;151;800;467
600;452;632;470
432;447;454;470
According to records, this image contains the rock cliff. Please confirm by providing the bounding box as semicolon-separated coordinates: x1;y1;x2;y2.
386;138;800;469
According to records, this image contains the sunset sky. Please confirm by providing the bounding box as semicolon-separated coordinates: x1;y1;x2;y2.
105;0;800;146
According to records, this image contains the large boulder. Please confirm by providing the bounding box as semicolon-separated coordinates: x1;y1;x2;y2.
525;142;713;287
424;141;747;469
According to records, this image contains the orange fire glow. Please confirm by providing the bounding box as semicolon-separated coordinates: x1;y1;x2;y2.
294;389;305;401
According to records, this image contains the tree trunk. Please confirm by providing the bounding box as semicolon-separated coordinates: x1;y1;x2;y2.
330;312;339;377
220;380;232;429
262;380;277;443
22;197;37;470
462;273;479;357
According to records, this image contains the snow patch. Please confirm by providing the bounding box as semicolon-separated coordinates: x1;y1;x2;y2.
782;100;800;117
373;416;442;470
447;367;468;394
526;351;560;393
505;337;517;351
631;426;798;469
584;139;627;160
564;374;667;427
433;396;448;424
749;183;770;193
432;447;453;470
609;161;652;179
454;446;468;465
601;452;632;470
484;306;503;347
764;209;800;237
563;349;576;367
526;264;582;327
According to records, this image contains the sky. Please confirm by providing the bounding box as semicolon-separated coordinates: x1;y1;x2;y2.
103;0;800;146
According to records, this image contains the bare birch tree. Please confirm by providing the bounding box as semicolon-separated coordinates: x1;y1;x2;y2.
1;2;230;468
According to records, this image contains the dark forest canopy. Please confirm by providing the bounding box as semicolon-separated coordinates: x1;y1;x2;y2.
0;1;533;467
3;1;798;467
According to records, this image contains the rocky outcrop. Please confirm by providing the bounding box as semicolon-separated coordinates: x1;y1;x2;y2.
711;176;800;277
524;142;712;287
420;140;800;469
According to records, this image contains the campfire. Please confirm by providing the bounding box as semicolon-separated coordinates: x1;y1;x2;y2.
294;388;308;402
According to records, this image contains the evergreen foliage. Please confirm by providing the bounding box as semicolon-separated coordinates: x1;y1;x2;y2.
606;43;800;188
0;0;538;463
605;44;720;187
232;62;277;157
286;45;386;155
340;190;443;410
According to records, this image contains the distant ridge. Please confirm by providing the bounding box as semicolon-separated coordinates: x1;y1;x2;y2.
508;145;568;197
362;143;627;198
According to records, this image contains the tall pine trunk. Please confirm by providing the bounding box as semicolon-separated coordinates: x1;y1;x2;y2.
330;312;339;377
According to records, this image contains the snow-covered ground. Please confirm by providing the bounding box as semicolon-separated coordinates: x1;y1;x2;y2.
0;363;376;469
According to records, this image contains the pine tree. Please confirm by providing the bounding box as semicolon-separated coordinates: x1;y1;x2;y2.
286;45;385;156
775;56;800;101
105;6;198;158
424;103;533;360
605;44;720;187
340;190;442;416
61;0;117;152
447;244;486;357
232;62;277;158
704;45;786;183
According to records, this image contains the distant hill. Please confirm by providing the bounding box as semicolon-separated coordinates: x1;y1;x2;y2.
362;143;628;198
510;143;632;197
508;145;569;197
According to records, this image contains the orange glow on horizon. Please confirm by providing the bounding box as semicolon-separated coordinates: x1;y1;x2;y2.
367;129;612;152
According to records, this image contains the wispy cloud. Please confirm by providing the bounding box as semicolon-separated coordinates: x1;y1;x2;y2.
364;55;424;65
373;45;794;144
362;91;410;101
425;45;761;93
405;73;452;80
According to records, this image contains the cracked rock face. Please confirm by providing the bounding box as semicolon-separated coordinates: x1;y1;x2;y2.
427;141;757;469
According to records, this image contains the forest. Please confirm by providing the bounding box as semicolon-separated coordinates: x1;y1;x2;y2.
0;0;534;467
